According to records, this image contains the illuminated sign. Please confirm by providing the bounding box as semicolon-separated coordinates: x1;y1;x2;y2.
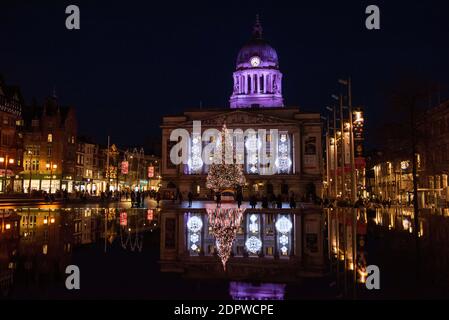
120;211;127;226
148;166;154;178
147;209;153;221
121;161;129;175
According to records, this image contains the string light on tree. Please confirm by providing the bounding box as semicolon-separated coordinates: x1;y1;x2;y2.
206;123;246;192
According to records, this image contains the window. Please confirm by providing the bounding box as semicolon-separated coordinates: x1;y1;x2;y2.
47;146;52;157
32;119;39;127
47;134;53;142
31;160;39;171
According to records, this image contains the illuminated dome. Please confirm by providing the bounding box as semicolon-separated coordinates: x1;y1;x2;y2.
230;16;284;109
236;38;279;68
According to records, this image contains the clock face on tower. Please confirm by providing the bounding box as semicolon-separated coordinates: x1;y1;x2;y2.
250;56;261;67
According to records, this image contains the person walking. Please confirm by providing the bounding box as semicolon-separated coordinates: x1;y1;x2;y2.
289;193;296;209
188;191;193;208
276;194;283;209
156;192;161;208
236;190;243;209
216;191;221;208
262;195;269;209
250;194;257;209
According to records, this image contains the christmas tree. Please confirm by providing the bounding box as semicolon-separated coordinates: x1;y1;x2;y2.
206;123;246;192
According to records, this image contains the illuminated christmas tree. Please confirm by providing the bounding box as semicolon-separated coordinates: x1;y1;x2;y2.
206;123;246;192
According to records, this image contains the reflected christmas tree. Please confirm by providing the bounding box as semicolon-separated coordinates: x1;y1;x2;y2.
207;208;244;270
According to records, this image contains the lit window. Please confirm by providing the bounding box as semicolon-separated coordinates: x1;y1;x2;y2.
47;134;53;143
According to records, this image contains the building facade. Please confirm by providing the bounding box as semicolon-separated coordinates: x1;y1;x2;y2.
160;20;323;200
20;96;77;193
0;78;24;193
369;99;449;207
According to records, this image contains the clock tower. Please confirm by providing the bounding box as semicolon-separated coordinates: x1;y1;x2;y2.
230;16;284;109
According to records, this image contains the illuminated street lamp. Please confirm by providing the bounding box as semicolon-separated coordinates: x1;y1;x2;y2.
0;155;15;193
46;162;58;194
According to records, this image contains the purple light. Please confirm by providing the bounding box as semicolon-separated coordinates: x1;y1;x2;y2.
229;282;286;300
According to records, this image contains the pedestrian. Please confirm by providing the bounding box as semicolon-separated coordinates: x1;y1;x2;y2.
216;191;221;208
236;190;243;209
188;191;193;208
262;195;269;209
156;192;161;208
250;194;257;209
289;194;296;209
276;194;282;209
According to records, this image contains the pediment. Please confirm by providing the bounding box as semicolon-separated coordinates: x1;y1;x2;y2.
180;110;298;128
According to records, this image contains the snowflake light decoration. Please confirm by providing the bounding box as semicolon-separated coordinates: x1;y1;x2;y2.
190;234;199;243
245;236;262;254
187;216;203;233
279;234;289;246
275;216;293;234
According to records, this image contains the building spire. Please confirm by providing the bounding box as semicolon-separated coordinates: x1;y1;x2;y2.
252;14;263;39
52;86;58;99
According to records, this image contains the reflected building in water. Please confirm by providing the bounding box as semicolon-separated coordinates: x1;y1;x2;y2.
160;206;325;281
0;207;159;297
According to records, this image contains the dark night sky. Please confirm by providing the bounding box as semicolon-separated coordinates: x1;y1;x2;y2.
1;0;449;148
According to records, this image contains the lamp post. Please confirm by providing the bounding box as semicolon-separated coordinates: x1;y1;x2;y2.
0;155;15;194
46;162;57;194
27;150;33;196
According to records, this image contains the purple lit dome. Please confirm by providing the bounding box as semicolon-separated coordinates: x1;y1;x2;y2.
236;38;279;67
236;17;279;68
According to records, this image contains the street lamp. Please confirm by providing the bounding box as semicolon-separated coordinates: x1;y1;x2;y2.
27;150;33;196
0;156;15;194
46;162;58;194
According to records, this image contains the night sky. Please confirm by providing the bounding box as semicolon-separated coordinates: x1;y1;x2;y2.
1;0;449;149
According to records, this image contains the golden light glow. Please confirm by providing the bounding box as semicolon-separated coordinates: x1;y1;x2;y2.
50;217;55;224
354;111;364;122
0;157;4;163
5;223;11;230
358;269;368;283
43;219;48;224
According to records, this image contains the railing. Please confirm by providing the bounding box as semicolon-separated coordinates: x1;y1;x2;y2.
0;96;21;116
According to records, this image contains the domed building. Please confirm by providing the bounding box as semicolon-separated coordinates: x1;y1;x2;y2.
160;18;323;200
230;17;284;109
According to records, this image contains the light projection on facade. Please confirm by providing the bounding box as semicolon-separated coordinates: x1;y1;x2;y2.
185;131;293;176
187;214;203;255
186;212;294;263
275;133;292;174
275;215;293;257
188;136;203;174
245;213;262;255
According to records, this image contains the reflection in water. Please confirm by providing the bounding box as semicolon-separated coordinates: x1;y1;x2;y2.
326;207;449;296
0;207;159;297
1;205;449;298
229;282;285;300
185;211;295;262
206;208;244;270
